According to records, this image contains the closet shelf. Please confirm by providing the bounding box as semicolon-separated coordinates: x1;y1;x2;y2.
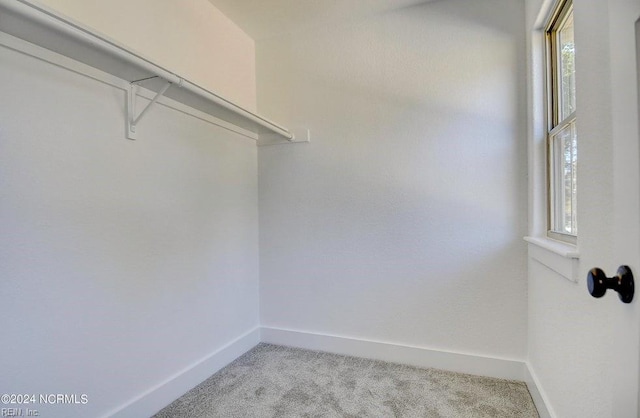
0;0;306;144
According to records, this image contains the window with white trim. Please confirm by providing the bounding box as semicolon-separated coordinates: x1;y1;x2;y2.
546;0;577;243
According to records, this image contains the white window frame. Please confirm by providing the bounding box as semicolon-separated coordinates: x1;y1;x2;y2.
545;0;577;244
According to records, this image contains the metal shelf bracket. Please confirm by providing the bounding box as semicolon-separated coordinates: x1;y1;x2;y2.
127;78;173;140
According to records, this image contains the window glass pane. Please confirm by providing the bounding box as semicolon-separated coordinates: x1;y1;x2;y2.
551;121;577;235
559;11;575;120
547;0;577;241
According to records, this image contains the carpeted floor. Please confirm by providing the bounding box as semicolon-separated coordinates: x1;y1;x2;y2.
153;344;539;418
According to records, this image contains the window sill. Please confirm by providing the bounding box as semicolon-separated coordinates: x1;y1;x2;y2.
524;236;580;283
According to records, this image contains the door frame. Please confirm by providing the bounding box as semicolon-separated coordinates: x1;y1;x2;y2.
610;3;640;417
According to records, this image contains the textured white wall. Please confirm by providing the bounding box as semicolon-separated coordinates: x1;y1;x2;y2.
36;0;257;111
525;0;640;416
257;0;528;360
0;35;258;418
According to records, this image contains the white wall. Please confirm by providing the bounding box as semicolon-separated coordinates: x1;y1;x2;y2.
36;0;257;111
257;0;528;360
525;0;640;416
0;6;259;418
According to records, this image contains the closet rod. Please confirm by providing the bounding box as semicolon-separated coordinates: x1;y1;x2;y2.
1;0;295;141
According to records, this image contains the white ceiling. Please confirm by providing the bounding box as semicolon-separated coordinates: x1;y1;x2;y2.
208;0;436;40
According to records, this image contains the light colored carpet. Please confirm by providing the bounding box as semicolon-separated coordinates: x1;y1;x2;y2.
153;344;539;418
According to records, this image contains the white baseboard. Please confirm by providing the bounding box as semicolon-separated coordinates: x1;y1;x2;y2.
101;328;552;418
104;327;261;418
261;327;526;381
524;362;555;418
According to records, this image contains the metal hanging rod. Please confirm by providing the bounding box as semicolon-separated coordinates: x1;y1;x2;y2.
0;0;305;143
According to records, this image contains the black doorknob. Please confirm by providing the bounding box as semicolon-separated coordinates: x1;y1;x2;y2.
587;266;634;303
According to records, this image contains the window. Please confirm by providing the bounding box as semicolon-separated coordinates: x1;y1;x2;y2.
546;0;576;243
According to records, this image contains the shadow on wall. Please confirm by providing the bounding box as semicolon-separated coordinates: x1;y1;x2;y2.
258;0;523;123
258;87;526;351
257;0;527;356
